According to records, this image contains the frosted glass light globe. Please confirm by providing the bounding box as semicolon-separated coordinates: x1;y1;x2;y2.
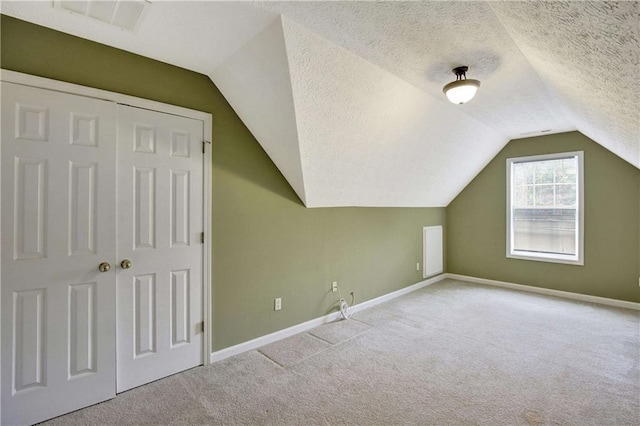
442;79;481;104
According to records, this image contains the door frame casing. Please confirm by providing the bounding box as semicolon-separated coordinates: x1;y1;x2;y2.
0;70;214;409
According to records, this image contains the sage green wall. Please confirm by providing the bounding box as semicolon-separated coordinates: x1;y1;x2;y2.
1;16;445;350
448;131;640;303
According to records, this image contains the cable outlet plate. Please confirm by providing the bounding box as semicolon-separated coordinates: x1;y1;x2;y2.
331;281;338;293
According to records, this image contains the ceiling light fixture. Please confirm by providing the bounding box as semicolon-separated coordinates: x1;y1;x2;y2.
442;66;481;105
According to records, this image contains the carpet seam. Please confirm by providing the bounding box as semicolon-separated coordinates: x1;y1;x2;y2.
312;328;374;348
254;349;288;369
260;335;334;369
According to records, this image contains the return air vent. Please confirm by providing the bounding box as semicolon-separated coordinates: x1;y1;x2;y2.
53;0;151;32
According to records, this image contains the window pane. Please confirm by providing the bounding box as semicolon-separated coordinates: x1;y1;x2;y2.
522;163;535;184
514;184;535;207
514;184;528;207
556;184;576;207
514;166;527;186
535;185;554;206
556;159;576;183
534;161;554;184
513;208;576;255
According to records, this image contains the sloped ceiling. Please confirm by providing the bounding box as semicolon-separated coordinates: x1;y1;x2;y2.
490;2;639;174
2;1;638;208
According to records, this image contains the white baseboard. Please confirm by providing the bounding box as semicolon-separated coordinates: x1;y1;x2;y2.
446;273;640;311
350;273;446;314
210;273;447;364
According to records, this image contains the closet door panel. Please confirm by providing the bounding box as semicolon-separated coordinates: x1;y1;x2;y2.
1;82;117;426
116;105;204;393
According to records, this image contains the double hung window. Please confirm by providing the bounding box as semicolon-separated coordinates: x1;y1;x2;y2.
506;151;584;265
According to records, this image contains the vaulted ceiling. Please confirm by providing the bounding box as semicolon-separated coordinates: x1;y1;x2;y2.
3;1;638;207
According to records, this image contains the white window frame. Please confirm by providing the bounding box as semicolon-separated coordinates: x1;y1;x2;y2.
506;151;584;265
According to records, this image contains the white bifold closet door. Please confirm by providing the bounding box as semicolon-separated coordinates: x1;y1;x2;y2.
1;82;205;424
115;105;203;392
1;82;118;425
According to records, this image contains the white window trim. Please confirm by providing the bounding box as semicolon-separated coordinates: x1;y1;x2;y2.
506;151;584;266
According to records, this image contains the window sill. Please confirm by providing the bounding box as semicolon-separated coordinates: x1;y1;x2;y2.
507;251;583;266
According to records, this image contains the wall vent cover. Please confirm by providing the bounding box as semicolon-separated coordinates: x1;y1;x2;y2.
53;0;151;32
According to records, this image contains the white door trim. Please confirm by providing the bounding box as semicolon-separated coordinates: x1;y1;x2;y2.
0;69;211;123
0;70;214;388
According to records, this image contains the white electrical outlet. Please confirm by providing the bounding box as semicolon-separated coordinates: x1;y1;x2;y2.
274;297;282;311
416;262;420;271
332;281;338;293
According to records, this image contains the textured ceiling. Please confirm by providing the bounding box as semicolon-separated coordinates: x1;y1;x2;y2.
280;17;505;207
0;1;278;74
257;1;574;139
2;1;638;207
490;1;639;169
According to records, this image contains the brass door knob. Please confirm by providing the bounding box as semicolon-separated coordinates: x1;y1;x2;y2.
120;259;132;269
98;262;111;272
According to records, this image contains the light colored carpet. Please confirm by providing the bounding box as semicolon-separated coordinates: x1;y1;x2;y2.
258;332;330;367
308;318;371;344
42;279;640;425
